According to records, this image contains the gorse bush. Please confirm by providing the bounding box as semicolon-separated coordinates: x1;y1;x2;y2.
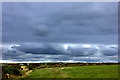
2;65;22;76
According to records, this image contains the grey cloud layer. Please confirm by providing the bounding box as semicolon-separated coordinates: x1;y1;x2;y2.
2;2;118;44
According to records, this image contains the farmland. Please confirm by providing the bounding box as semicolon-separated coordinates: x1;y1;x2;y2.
28;65;118;78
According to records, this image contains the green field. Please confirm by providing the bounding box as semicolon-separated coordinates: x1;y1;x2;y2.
28;65;118;78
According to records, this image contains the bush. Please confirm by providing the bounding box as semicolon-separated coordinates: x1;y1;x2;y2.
2;65;22;76
27;65;36;70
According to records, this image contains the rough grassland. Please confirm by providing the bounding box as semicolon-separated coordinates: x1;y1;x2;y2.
28;65;118;78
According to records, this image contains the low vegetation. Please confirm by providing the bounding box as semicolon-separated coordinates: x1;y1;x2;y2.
28;65;118;78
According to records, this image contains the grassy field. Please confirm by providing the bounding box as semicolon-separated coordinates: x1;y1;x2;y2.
28;65;118;78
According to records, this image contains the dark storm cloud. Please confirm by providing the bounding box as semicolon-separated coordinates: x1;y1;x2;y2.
11;43;98;57
2;43;118;62
68;46;97;56
100;46;118;56
12;43;66;55
2;47;25;60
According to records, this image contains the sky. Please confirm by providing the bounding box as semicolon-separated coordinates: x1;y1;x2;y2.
2;2;118;62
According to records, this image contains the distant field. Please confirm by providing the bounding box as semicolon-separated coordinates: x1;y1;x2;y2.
28;65;118;78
